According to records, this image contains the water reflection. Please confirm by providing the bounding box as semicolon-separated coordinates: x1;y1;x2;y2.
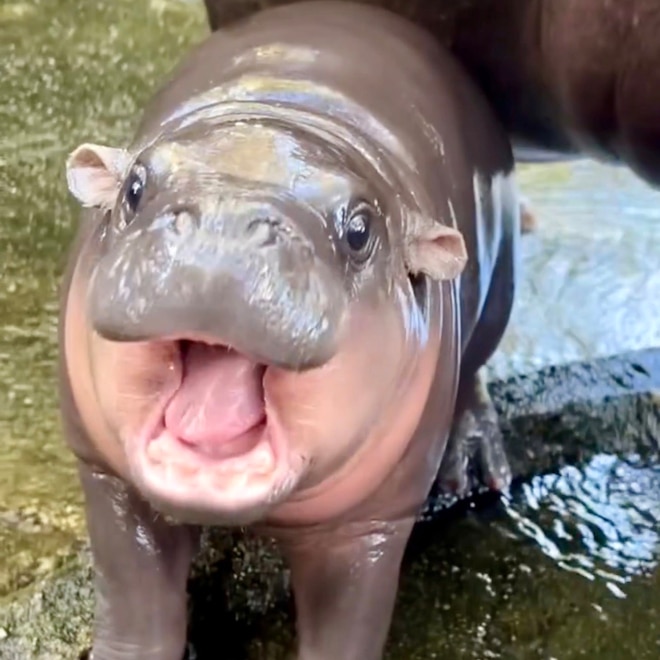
502;453;660;596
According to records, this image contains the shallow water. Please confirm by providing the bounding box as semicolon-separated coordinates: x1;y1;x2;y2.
385;452;660;659
0;0;659;657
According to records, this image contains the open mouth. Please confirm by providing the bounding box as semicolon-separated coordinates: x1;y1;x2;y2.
131;339;296;520
162;340;268;458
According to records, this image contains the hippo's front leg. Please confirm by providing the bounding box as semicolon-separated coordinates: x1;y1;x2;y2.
77;461;198;660
276;518;415;660
437;368;512;497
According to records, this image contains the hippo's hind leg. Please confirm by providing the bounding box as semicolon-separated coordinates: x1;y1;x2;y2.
437;368;511;497
437;174;519;498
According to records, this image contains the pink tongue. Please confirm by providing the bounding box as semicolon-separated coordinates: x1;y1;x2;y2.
164;343;265;447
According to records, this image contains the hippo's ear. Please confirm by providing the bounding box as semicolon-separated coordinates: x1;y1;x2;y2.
65;143;131;210
405;221;468;281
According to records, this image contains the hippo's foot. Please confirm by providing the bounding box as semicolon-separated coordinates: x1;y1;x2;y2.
436;370;512;498
520;195;538;234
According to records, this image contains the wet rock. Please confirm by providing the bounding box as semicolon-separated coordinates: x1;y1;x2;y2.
0;348;657;659
424;347;660;516
0;544;94;659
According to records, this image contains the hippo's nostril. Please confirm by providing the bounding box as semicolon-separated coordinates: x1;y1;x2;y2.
174;210;196;235
246;217;279;247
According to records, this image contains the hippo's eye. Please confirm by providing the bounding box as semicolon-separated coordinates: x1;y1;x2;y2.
345;206;372;253
123;164;146;215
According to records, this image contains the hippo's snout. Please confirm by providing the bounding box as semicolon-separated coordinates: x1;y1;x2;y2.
89;197;348;371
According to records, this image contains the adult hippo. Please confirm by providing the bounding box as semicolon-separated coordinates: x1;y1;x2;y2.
203;0;660;188
60;2;520;658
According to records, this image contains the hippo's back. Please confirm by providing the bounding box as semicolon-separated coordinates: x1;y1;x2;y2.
135;1;511;171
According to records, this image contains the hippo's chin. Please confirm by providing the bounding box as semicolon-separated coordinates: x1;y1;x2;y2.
122;339;307;525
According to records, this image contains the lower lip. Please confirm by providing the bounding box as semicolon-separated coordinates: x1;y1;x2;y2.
141;420;276;474
175;417;267;461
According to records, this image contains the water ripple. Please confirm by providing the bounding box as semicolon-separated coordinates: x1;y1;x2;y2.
502;453;660;594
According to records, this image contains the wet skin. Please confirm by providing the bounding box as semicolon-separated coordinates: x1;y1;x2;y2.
59;2;520;658
203;0;660;189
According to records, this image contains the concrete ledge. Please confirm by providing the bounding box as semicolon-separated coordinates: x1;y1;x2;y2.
0;348;658;659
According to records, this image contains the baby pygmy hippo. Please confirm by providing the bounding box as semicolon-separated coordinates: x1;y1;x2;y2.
60;2;520;658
